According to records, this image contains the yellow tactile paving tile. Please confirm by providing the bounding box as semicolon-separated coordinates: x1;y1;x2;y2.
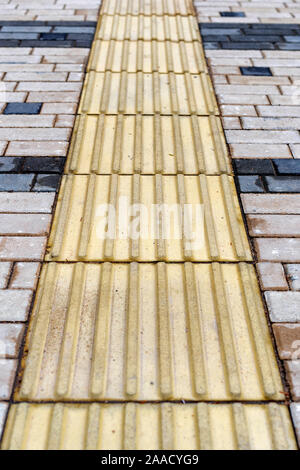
66;115;230;175
87;40;207;74
100;0;194;16
78;71;218;115
2;403;297;450
45;175;251;262
96;14;200;41
15;262;282;401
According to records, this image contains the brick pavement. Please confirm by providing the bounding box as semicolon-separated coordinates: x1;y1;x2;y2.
196;0;300;445
0;0;102;441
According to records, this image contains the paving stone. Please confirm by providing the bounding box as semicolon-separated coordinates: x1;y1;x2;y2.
41;103;77;114
226;130;300;144
256;238;300;263
0;174;33;191
0;236;46;261
285;265;300;290
273;160;300;175
257;262;288;290
0;262;11;289
220;12;245;17
33;174;60;192
6;141;68;156
0;402;8;438
232;35;281;43
286;362;300;401
55;115;74;127
278;43;300;51
53;26;95;33
247;214;300;237
202;34;229;42
0;289;32;321
242;117;300;131
241;194;300;214
0;324;24;359
1;26;51;33
0;33;38;40
0;359;17;399
222;42;276;50
4;72;67;82
17;82;81;92
273;325;300;359
201;27;243;35
291;145;300;159
257;106;300;118
229;76;289;86
270;95;300;106
0;213;51;235
23;157;65;173
0;192;54;213
265;176;300;193
220;105;257;117
0;142;7;157
40;33;66;41
28;91;80;102
0;128;70;141
0;157;22;173
216;84;279;95
21;40;75;48
0;115;54;128
265;291;300;322
67;33;94;41
0;40;19;47
240;66;272;76
10;262;40;290
3;102;42;115
222;117;241;129
284;36;300;43
233;159;274;175
237;175;265;192
218;94;268;105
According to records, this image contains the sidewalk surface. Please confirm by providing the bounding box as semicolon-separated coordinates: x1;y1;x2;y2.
0;0;299;450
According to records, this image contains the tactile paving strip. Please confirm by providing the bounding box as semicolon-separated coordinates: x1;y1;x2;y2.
15;262;281;402
87;40;207;74
78;71;218;115
66;115;230;175
96;14;200;41
100;0;195;16
45;175;251;262
4;402;296;450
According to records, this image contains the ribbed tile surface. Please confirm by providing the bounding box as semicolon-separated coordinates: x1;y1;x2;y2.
78;71;218;115
87;40;207;73
96;15;200;41
3;403;296;450
16;262;281;401
46;175;251;262
66;115;230;175
100;0;194;16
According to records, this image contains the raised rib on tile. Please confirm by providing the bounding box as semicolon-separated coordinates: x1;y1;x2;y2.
50;175;72;259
